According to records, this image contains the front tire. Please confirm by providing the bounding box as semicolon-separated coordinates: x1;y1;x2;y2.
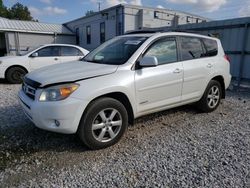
78;97;128;150
197;80;222;112
6;67;27;84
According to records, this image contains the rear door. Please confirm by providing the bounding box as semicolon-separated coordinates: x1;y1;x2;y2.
29;46;60;70
135;37;183;113
180;36;214;101
60;46;85;63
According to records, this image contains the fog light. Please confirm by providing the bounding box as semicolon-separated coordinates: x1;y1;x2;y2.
55;120;60;127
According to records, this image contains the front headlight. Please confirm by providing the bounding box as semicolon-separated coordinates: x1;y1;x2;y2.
39;83;79;102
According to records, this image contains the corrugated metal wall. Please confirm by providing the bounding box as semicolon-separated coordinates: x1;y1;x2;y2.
5;32;76;56
160;17;250;85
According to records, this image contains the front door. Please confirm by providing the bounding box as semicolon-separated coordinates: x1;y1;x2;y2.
29;46;60;71
135;37;183;114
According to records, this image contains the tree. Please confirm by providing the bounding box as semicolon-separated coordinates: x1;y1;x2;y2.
85;10;95;16
0;1;35;21
8;3;33;21
0;0;8;18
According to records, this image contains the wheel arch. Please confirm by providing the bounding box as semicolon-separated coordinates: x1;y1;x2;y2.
211;75;225;99
5;65;28;78
83;92;135;125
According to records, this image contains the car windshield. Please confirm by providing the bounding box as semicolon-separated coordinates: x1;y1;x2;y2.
83;36;148;65
19;46;42;56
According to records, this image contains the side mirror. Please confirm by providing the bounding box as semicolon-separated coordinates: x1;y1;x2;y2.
30;52;38;58
139;56;158;67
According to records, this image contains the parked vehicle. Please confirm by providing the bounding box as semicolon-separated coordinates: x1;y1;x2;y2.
0;44;89;84
18;32;231;149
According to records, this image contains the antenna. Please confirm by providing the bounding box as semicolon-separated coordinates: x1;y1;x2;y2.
98;2;101;11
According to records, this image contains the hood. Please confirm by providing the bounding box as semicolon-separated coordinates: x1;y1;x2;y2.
0;55;24;62
26;61;118;87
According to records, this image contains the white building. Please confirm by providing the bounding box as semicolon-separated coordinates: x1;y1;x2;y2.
0;4;209;56
65;4;209;50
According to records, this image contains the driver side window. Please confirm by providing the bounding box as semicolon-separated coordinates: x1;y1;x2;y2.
36;46;60;57
144;38;177;65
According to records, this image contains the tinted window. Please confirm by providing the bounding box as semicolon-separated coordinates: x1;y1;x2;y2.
180;37;204;61
144;38;177;65
83;36;148;65
100;22;105;44
76;28;79;45
86;26;91;44
61;46;83;56
203;38;218;57
37;46;60;57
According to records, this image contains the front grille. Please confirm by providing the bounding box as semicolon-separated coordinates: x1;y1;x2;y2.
22;82;36;100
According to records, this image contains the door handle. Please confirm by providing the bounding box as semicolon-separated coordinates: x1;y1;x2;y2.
54;57;59;61
173;68;181;74
207;63;213;68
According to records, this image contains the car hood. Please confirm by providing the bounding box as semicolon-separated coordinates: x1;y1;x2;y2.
26;61;119;87
0;55;24;62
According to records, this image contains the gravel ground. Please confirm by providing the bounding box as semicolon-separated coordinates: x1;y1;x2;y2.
0;81;249;187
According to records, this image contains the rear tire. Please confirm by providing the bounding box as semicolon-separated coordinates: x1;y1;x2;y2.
77;97;128;150
6;67;27;84
197;80;222;112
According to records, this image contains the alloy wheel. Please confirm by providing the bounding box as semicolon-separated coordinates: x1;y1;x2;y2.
207;85;220;108
91;108;122;143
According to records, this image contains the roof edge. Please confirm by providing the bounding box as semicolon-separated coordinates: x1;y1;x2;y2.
64;3;209;25
64;4;124;24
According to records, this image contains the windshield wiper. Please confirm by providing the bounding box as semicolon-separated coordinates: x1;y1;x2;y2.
84;59;103;64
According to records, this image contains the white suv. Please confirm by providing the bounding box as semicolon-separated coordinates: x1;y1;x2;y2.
0;44;89;84
18;32;231;149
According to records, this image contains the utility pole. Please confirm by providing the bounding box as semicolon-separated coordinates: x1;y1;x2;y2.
98;2;101;11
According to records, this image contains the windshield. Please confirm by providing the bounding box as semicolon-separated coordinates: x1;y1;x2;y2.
83;36;148;65
19;46;42;56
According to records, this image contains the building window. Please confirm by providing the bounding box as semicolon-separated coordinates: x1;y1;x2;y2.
76;28;79;45
102;13;109;20
186;16;193;23
100;22;105;44
86;26;91;44
118;22;122;35
154;11;159;18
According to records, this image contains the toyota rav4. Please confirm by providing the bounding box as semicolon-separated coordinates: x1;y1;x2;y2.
18;32;231;149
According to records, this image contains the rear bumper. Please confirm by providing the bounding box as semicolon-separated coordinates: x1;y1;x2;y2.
18;89;88;134
225;74;232;89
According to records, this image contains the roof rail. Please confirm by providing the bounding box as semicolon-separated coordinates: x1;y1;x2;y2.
125;30;163;34
125;28;216;38
166;28;201;33
125;28;202;35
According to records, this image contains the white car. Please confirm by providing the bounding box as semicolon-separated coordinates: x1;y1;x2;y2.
0;44;89;84
18;32;231;149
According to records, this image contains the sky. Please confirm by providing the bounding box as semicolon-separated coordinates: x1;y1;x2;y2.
3;0;250;24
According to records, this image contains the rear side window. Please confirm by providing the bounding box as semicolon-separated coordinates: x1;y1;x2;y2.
180;37;204;61
144;38;177;65
61;46;84;56
202;38;218;57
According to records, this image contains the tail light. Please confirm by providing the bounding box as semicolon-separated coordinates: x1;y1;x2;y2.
224;55;230;63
